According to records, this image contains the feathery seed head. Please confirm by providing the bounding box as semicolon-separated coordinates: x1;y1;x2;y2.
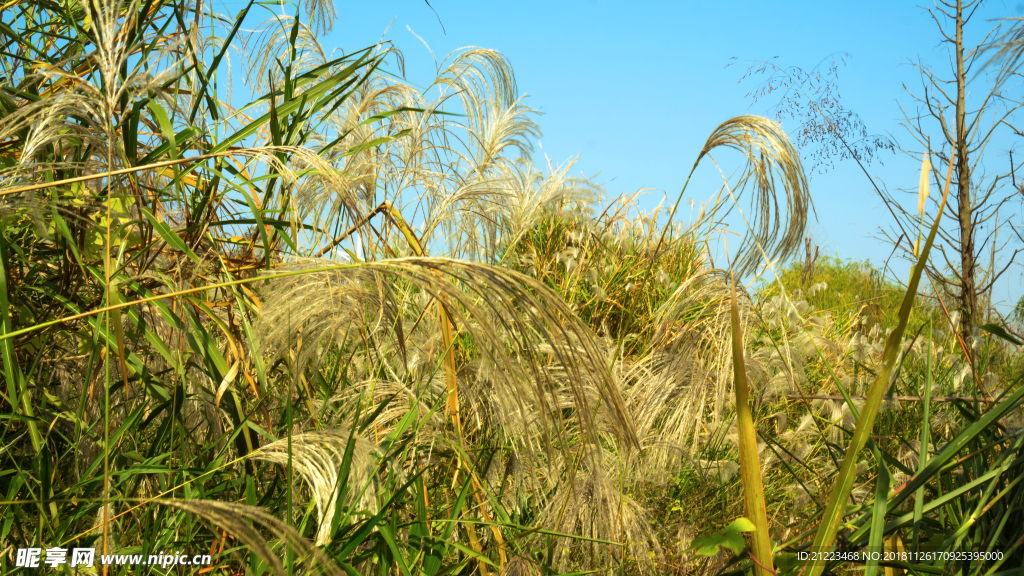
918;153;931;216
697;116;812;277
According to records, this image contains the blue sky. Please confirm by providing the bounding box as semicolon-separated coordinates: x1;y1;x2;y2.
277;0;1024;311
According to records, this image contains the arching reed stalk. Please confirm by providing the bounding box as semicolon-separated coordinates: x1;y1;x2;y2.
653;115;812;279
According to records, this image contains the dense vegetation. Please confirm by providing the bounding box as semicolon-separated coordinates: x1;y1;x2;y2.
1;1;1022;575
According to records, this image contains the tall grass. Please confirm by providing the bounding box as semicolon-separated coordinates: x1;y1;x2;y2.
1;1;1021;575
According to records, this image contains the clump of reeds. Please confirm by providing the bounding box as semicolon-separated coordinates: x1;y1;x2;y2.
3;3;1021;576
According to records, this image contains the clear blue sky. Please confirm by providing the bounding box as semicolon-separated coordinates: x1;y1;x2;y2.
271;0;1023;311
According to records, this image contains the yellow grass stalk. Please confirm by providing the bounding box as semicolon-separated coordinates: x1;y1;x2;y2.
378;204;465;447
729;275;774;576
0;151;240;198
918;154;931;215
804;150;955;576
914;153;931;257
382;206;506;574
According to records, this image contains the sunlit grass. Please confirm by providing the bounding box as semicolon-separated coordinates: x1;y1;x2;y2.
0;1;1021;576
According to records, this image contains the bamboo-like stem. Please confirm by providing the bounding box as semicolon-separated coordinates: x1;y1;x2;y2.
0;261;364;343
0;150;252;198
730;275;774;576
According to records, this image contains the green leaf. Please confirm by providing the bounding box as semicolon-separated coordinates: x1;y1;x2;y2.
212;50;377;154
805;158;953;576
865;444;891;576
726;517;756;533
686;517;756;557
344;129;411;155
688;534;727;557
139;208;203;263
0;218;43;453
146;100;178;160
774;553;801;575
730;277;773;575
187;0;255;125
979;323;1022;346
721;532;748;556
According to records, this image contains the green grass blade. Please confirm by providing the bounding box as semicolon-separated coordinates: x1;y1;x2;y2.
729;275;773;575
804;154;954;576
0;218;42;452
864;443;891;576
913;331;933;553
